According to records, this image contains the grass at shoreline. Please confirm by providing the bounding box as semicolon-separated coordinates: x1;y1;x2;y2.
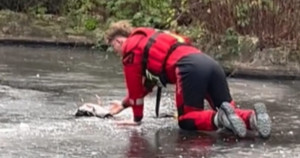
0;10;299;70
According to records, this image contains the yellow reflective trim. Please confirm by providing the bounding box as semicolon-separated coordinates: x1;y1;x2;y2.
136;98;144;105
163;31;185;43
129;98;143;105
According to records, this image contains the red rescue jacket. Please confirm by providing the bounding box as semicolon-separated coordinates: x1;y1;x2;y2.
121;27;201;122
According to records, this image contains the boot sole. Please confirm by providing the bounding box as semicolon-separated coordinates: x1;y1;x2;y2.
220;102;247;138
254;103;272;138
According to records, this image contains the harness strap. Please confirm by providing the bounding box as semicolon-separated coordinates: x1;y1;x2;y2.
159;42;190;84
141;31;191;118
142;34;191;85
155;87;162;117
142;31;162;76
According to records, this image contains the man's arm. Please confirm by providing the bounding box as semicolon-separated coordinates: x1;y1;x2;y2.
120;49;153;124
122;63;146;123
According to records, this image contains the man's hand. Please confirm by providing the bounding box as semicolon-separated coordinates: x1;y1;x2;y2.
109;100;124;115
116;120;141;126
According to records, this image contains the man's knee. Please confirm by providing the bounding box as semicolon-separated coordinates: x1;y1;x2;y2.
178;119;197;130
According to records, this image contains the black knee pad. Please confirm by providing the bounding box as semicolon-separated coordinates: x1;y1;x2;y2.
178;119;197;130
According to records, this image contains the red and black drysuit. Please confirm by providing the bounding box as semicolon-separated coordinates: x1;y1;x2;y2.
121;27;254;130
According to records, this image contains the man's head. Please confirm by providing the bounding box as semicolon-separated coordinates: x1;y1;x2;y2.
105;20;133;55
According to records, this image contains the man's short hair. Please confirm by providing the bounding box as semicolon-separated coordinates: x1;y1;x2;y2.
104;20;133;44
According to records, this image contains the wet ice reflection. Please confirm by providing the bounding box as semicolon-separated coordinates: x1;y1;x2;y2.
0;45;299;157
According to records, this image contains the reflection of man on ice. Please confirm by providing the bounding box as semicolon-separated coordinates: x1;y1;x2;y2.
77;20;272;138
